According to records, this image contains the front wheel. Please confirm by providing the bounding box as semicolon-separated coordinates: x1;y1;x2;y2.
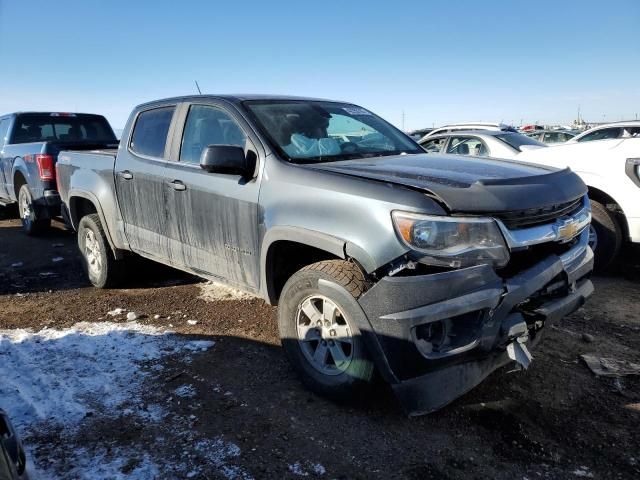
18;184;50;235
78;213;124;288
278;260;375;400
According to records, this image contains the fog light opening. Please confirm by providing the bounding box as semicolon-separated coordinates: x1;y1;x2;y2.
415;320;446;353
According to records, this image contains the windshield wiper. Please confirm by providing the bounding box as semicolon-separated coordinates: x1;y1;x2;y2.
290;149;422;165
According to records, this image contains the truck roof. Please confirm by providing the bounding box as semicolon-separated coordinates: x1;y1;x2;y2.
135;94;346;109
1;111;108;119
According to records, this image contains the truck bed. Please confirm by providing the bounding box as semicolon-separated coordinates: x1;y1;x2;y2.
56;149;119;218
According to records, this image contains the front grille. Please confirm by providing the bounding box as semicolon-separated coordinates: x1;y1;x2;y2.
493;197;583;230
499;235;579;277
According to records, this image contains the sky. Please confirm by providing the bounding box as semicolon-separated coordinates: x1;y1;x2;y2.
0;0;638;131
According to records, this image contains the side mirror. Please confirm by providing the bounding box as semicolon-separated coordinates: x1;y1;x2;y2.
200;145;252;176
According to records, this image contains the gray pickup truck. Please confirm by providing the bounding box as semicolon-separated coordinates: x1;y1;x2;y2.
56;95;594;415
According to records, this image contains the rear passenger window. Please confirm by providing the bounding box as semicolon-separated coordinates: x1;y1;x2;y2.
577;128;622;142
130;107;175;158
180;105;246;164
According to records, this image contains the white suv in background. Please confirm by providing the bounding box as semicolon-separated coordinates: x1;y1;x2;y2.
518;136;640;270
569;121;640;143
419;122;517;141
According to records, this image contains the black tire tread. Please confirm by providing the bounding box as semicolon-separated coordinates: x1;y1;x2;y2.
300;259;370;298
590;199;622;272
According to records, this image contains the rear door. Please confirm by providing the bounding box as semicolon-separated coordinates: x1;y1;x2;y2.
0;117;11;198
115;105;177;259
163;101;262;290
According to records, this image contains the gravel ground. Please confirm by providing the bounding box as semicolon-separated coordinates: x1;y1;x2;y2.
0;213;639;479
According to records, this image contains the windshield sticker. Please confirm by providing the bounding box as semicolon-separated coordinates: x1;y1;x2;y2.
342;107;372;116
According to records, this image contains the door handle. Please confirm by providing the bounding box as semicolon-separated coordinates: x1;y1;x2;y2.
168;180;186;191
119;170;133;180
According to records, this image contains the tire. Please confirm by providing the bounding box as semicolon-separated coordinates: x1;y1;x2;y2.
17;184;50;235
77;213;124;288
278;260;375;400
589;199;622;272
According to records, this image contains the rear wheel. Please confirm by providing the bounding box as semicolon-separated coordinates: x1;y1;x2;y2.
78;213;124;288
278;260;375;400
589;199;622;272
18;184;50;235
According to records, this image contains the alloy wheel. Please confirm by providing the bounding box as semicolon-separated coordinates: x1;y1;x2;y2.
84;230;102;277
296;295;354;376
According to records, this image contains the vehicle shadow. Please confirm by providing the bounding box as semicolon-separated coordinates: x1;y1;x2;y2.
0;222;198;295
0;204;19;220
599;243;640;281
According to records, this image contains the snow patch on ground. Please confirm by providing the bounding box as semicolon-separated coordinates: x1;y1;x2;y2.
174;384;197;398
289;462;309;476
0;321;181;428
199;281;257;302
0;321;238;479
288;461;326;477
573;466;594;477
192;438;253;479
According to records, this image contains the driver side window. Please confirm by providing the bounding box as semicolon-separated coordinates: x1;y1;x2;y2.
180;105;246;164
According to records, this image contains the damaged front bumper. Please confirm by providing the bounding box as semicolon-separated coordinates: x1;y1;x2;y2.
357;228;594;416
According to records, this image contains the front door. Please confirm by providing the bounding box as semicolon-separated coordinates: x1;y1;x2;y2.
115;105;176;259
163;102;262;290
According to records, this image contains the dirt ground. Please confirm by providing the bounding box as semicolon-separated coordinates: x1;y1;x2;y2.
1;211;639;479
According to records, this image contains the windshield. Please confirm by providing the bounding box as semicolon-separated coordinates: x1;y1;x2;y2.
495;132;545;150
244;100;422;163
10;114;117;144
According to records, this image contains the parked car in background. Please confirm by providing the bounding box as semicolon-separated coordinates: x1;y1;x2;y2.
518;136;640;270
520;124;544;132
0;409;28;479
419;122;517;141
568;121;640;143
525;130;577;144
57;94;593;415
420;130;546;158
407;127;434;141
0;112;118;235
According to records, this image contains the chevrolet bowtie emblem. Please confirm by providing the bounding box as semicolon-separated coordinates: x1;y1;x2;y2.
557;218;579;241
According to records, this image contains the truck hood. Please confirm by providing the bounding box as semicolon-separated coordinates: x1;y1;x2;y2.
308;153;586;213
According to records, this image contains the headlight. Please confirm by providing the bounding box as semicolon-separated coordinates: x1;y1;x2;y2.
392;211;510;268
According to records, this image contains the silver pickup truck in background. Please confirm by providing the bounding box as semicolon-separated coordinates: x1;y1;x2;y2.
56;95;594;415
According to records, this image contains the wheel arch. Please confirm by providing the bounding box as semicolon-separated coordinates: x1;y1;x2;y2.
587;185;630;240
68;191;121;258
12;165;29;199
260;226;375;305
